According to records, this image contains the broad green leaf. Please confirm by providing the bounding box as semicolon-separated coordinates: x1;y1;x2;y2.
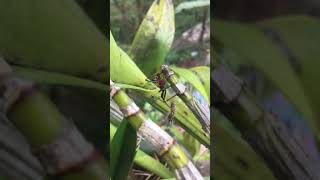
0;0;106;82
110;31;147;87
175;0;210;14
13;66;107;92
214;20;318;135
110;123;173;178
130;0;175;77
213;113;276;180
260;15;320;139
190;66;210;101
76;0;107;34
170;66;209;102
110;121;137;180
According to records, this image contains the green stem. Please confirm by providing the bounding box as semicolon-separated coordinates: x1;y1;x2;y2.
110;123;174;178
8;89;108;179
110;80;204;180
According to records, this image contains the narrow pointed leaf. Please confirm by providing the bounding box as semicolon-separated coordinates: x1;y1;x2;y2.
13;66;107;92
110;120;137;180
110;119;175;179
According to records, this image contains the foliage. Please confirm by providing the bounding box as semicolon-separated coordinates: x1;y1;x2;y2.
0;1;108;179
213;15;320;179
110;0;210;178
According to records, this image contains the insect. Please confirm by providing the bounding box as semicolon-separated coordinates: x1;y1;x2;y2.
146;72;169;102
158;102;176;127
167;102;176;125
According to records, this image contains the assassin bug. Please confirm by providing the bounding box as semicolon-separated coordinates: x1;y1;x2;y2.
146;70;179;104
146;72;169;102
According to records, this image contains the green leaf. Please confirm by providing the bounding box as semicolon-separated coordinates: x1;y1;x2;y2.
76;0;107;34
170;66;209;102
213;112;276;180
175;0;210;14
260;15;320;139
190;66;210;101
110;123;173;178
134;150;174;178
0;0;106;81
214;19;319;136
110;121;137;180
130;0;175;77
13;66;107;92
182;131;200;157
168;126;200;157
110;31;147;87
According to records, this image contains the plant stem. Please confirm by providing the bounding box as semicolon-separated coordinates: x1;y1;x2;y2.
110;122;174;178
6;85;108;179
161;65;210;135
212;64;320;180
110;80;204;180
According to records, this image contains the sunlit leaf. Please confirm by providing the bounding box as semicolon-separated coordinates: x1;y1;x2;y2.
110;31;147;87
130;0;175;77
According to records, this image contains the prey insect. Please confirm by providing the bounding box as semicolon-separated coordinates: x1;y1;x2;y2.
158;102;176;127
146;71;178;126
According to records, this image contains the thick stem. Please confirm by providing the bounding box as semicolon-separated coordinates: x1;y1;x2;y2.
6;87;108;179
110;80;204;180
